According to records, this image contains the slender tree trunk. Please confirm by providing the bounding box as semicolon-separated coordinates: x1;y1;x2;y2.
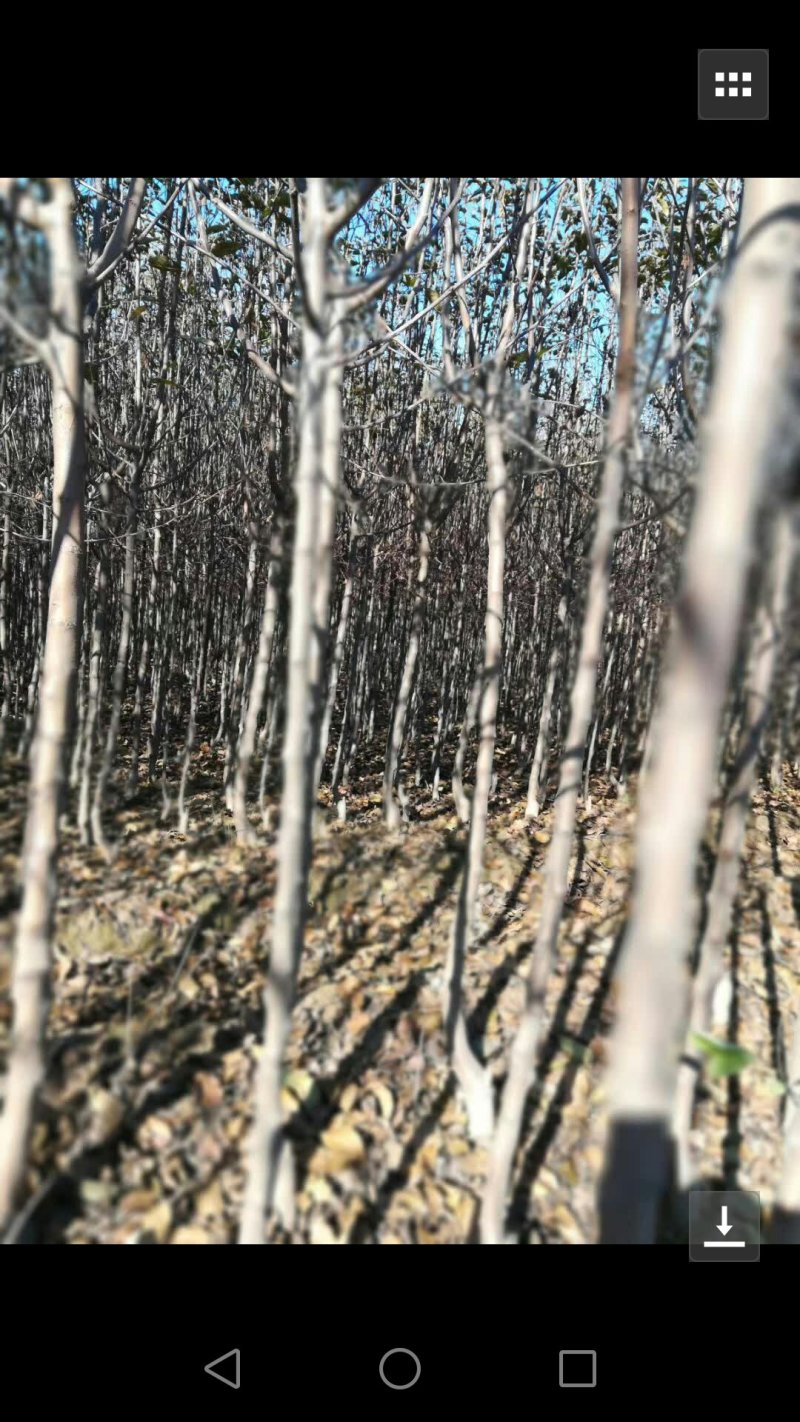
78;539;106;844
482;176;639;1243
673;510;797;1186
452;665;481;824
307;317;344;807
314;513;357;798
431;571;465;800
0;181;86;1228
239;179;336;1243
0;506;12;747
384;504;431;828
91;465;140;853
178;623;205;835
224;533;259;807
233;521;283;842
772;999;800;1243
19;480;49;756
127;508;161;792
331;564;373;801
526;593;566;819
148;526;176;780
583;615;619;807
442;375;510;1142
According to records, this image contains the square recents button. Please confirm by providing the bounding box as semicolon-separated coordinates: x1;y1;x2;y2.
689;1189;760;1262
698;50;768;119
560;1351;597;1388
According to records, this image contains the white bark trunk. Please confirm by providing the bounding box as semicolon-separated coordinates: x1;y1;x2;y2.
673;510;797;1187
233;523;283;843
600;177;800;1243
239;179;335;1243
0;180;86;1228
442;384;509;1142
482;176;639;1243
526;594;566;819
384;506;431;828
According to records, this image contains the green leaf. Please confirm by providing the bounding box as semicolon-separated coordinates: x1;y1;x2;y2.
762;1074;788;1098
691;1032;754;1080
211;237;244;259
149;255;180;274
560;1033;588;1064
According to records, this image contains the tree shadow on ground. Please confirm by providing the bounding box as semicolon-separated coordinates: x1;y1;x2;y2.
507;916;625;1239
467;834;571;1057
766;795;784;877
290;844;466;1194
299;836;462;993
9;867;274;1242
476;843;543;949
46;862;274;1076
723;907;744;1188
348;1078;457;1243
758;883;786;1080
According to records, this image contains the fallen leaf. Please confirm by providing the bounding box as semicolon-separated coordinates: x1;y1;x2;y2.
194;1071;224;1109
120;1188;158;1214
80;1178;114;1207
308;1121;366;1174
171;1225;213;1244
141;1199;172;1242
88;1088;125;1145
137;1115;173;1151
196;1178;225;1219
309;1216;340;1244
371;1082;395;1121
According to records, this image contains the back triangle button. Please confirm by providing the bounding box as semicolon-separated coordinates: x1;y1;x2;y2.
204;1349;240;1389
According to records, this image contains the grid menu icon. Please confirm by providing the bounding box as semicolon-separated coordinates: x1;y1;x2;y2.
698;50;768;119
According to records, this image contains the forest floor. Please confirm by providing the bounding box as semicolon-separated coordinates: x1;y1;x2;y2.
1;732;799;1244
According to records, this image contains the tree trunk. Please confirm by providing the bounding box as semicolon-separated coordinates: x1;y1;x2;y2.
772;997;800;1243
482;176;639;1243
673;509;797;1187
78;536;106;844
91;465;140;853
383;505;431;828
442;377;509;1142
526;593;566;819
233;521;283;842
239;179;335;1243
599;177;800;1244
0;180;86;1228
0;505;12;747
314;514;357;799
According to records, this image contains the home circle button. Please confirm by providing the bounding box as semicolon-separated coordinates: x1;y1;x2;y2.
379;1348;421;1390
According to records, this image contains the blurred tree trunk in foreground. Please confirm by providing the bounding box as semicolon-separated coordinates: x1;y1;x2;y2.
600;177;800;1244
